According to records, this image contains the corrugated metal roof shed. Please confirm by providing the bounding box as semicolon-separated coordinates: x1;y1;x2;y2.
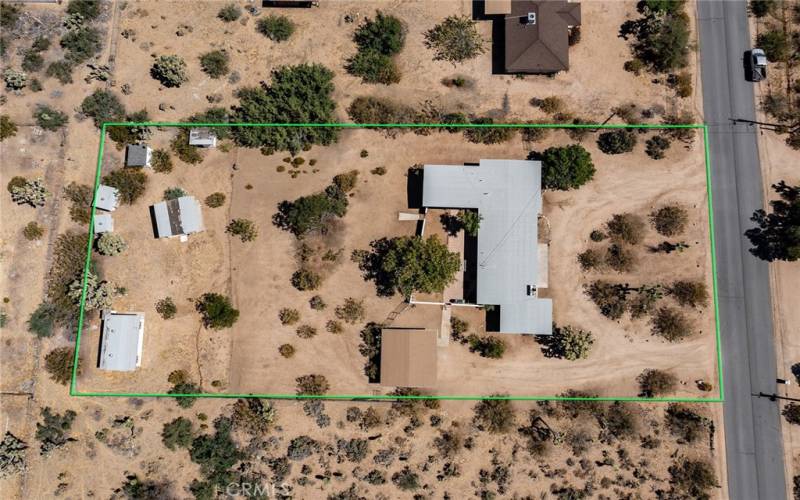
125;144;151;167
422;159;552;335
99;311;144;372
152;196;204;238
94;213;114;233
189;128;217;147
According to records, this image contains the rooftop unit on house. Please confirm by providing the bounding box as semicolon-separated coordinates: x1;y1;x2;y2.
94;213;114;234
125;144;152;168
99;311;144;372
379;328;438;388
421;159;552;335
189;128;217;148
486;0;581;74
151;196;204;239
95;184;120;212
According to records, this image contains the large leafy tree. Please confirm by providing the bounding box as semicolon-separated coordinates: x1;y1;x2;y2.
424;16;486;64
359;235;461;297
539;144;596;190
745;181;800;262
232;64;338;153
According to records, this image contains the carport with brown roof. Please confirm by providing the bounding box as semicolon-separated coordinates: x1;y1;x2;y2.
379;328;438;388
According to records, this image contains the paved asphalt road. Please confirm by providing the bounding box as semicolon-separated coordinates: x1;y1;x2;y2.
696;2;786;499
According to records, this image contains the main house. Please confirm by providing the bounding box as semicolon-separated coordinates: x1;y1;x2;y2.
150;196;205;239
420;159;552;336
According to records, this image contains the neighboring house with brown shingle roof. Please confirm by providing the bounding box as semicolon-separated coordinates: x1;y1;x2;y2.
485;0;581;74
379;328;437;388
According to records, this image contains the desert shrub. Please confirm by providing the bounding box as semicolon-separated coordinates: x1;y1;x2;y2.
0;3;20;29
96;232;127;256
337;438;369;463
274;190;348;237
67;0;102;20
46;60;74;84
661;110;697;143
44;347;78;385
597;129;637;154
106;111;150;148
347;95;416;125
231;399;276;435
296;324;317;339
585;280;628;320
783;403;800;425
458;210;481;236
539;144;595;190
256;15;295;42
577;248;604;271
356;235;461;297
169;129;203;165
606;213;646;245
167;371;199;408
590;230;606;242
151;55;188;87
279;308;300;325
666;404;708;443
291;268;322;291
534;96;566;114
545;325;594;360
463;117;515;144
145;150;172;175
645;135;671;159
27;303;58;338
347;11;405;84
670;71;693;97
60;27;102;63
21;51;44;73
566;426;593;455
35;407;77;454
155;297;177;319
745;181;800;262
279;344;295;358
308;295;326;311
650;204;688;236
196;293;239;329
188;416;242;490
162;417;193;450
757;29;790;62
346;50;400;84
668;458;719;498
102;168;147;205
335;298;365;324
80;89;125;128
296;374;329;395
750;0;776;17
226;218;258;242
628;285;663;318
326;320;343;334
605;243;636;272
651;306;692;341
0;115;17;141
668;280;708;308
473;397;514;433
287;435;317;460
33;105;68;131
68;271;116;311
604;402;639;440
10;178;48;207
232;64;338;153
450;316;469;340
391;467;420;491
621;5;690;73
521;122;550;143
424;15;485;64
217;3;241;22
205;192;225;208
467;335;506;359
637;368;677;397
199;50;229;79
23;221;45;241
332;170;359;193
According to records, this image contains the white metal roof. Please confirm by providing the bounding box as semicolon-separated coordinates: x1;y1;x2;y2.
422;159;552;335
95;184;119;212
152;196;204;238
94;213;114;233
99;311;144;371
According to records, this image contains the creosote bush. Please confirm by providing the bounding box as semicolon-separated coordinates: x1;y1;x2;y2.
156;297;177;320
291;268;321;291
296;324;317;339
668;280;708;308
199;50;230;79
597;129;637;154
23;221;45;241
256;15;295;42
335;298;365;324
44;346;79;385
279;343;295;358
645;135;671;159
296;374;329;395
226;218;258;242
650;204;688;236
473;397;514;433
651;306;693;342
0;115;17;141
205;192;226;208
34;105;68;131
217;3;241;22
279;307;300;325
606;213;646;245
62;182;93;224
102;168;147;205
196;293;239;329
637;368;677;397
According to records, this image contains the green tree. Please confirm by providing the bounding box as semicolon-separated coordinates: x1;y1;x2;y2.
621;6;690;73
458;210;482;236
745;181;800;262
189;417;243;491
151;55;189;87
33;105;68;131
358;235;461;297
196;293;239;329
545;325;594;360
226;218;258;242
354;11;405;55
334;298;365;324
60;27;102;63
757;29;790;62
35;407;77;455
199;50;230;78
273;189;348;236
346;50;401;84
67;0;102;20
232;64;338;153
424;16;486;64
256;15;295;42
162;417;193;450
750;0;776;17
467;335;506;359
539;144;596;190
783;403;800;425
291;268;321;291
46;60;74;84
597;129;637;154
102;168;148;205
637;368;677;397
80;89;125;128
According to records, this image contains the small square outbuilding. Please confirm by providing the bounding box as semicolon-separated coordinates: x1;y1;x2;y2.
125;144;152;168
99;311;145;372
379;328;438;388
95;184;120;212
94;213;114;233
189;128;217;148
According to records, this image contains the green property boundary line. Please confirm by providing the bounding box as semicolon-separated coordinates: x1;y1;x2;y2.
70;122;724;403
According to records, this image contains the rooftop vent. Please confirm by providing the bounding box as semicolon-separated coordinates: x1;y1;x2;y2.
527;12;536;24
